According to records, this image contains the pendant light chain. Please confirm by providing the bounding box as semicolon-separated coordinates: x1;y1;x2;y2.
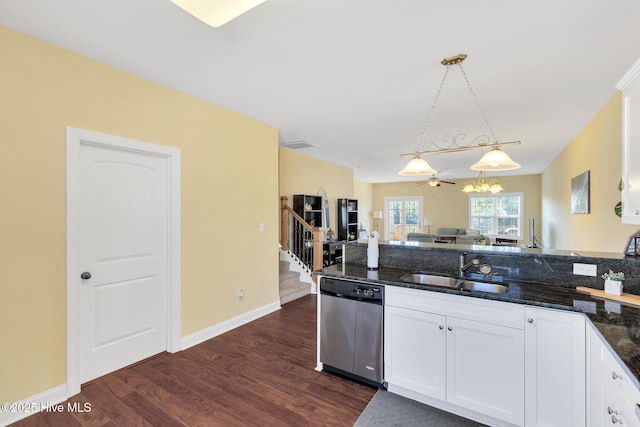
399;54;521;177
457;63;498;143
418;66;451;146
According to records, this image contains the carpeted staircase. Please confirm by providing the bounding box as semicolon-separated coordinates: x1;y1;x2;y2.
279;260;312;304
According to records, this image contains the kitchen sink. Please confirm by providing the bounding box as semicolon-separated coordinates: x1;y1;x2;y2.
400;272;509;294
400;273;459;288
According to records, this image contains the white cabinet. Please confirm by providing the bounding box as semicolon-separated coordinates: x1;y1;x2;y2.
384;306;446;400
385;287;525;426
446;316;524;423
385;287;588;427
524;306;585;427
616;57;640;224
588;323;640;427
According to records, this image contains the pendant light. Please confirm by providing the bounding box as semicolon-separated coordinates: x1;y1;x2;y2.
399;54;521;174
398;155;438;176
470;147;521;171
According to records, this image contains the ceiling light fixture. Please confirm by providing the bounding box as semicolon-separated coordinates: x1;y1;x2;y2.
170;0;266;28
399;54;521;174
398;155;438;176
462;171;504;193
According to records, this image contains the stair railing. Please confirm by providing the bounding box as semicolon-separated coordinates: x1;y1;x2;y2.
280;196;323;273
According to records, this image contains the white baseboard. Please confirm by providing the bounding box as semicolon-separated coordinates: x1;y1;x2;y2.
180;300;281;350
1;301;281;426
0;384;67;427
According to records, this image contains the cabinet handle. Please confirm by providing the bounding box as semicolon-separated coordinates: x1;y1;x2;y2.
447;326;453;331
612;371;624;380
439;325;444;330
527;318;534;323
608;406;619;415
611;414;624;424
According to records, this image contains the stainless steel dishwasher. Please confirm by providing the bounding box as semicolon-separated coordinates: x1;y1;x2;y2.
319;276;384;388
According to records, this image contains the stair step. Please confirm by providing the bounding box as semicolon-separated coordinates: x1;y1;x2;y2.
279;260;310;304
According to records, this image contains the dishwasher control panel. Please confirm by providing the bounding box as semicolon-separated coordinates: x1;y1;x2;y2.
320;277;383;302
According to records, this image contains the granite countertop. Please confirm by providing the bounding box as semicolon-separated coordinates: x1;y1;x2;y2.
317;263;640;386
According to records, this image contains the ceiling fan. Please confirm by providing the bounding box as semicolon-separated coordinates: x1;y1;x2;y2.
418;175;456;187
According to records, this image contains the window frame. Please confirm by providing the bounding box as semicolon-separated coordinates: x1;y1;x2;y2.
383;196;424;241
468;192;523;238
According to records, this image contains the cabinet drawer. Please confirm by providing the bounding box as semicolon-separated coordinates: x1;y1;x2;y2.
603;346;640;408
385;286;524;329
605;374;640;427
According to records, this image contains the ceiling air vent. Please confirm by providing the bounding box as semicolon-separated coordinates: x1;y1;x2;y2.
280;141;314;150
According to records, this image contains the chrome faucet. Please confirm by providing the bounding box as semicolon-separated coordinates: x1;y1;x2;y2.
459;252;480;278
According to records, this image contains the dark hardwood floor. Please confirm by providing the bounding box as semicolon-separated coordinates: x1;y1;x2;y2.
11;295;376;426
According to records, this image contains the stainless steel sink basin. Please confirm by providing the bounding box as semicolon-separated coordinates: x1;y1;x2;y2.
456;280;509;294
400;273;459;288
400;273;508;294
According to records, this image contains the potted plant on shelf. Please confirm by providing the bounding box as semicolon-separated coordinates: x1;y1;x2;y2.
475;234;486;245
601;270;625;295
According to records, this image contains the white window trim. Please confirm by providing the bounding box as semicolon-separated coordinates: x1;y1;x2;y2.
384;196;424;241
468;192;523;238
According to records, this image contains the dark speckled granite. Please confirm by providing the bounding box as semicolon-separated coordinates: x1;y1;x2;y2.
343;241;640;294
318;241;640;387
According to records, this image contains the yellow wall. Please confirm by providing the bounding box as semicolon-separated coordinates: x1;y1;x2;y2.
279;148;354;231
372;175;542;243
541;92;637;252
0;26;279;403
354;180;374;232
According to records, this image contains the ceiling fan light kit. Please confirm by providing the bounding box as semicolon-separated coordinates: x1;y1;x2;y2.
170;0;266;27
398;53;522;191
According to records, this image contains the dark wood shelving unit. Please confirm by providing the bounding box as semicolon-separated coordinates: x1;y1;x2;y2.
337;198;358;241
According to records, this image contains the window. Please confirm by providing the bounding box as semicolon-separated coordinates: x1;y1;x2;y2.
384;196;423;240
469;192;523;238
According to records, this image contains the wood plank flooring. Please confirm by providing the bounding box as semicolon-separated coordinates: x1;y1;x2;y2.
11;295;376;426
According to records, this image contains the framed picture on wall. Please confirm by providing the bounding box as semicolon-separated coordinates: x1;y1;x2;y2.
571;170;590;214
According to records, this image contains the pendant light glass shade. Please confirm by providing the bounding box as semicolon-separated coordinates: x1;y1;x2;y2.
398;156;438;176
470;147;521;171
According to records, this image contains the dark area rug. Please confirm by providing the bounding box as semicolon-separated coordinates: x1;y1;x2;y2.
354;390;488;426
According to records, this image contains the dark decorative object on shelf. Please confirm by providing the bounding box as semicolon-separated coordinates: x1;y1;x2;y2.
625;230;640;257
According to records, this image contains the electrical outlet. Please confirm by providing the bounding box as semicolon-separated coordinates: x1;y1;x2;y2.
237;289;244;301
573;263;597;277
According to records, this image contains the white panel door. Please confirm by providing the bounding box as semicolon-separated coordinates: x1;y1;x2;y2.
524;307;585;427
446;317;525;425
384;306;446;400
78;143;168;383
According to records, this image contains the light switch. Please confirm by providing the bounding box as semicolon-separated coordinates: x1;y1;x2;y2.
259;223;265;232
573;263;597;276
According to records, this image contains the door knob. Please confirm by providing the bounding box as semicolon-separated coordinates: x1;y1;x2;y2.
80;272;92;280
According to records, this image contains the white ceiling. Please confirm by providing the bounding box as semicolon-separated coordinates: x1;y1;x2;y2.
2;0;639;183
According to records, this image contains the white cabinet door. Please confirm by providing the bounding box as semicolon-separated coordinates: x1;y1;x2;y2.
524;307;585;427
384;305;446;400
446;316;525;425
617;57;640;224
587;323;606;427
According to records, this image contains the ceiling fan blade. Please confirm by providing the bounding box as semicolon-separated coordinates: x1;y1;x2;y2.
440;180;456;185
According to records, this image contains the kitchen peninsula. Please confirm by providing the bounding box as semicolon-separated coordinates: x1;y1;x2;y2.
316;240;640;427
